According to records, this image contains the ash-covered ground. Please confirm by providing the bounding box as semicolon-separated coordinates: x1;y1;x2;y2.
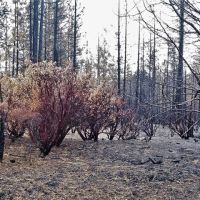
1;128;200;200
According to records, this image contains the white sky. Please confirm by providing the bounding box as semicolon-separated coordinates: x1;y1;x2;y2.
82;0;118;52
82;0;141;70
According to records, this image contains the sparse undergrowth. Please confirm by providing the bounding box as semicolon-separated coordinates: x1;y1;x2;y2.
0;62;140;157
0;62;196;160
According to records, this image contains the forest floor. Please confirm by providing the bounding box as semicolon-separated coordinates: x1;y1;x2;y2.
1;128;200;200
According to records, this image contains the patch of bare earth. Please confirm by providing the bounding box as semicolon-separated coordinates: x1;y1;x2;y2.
1;128;200;200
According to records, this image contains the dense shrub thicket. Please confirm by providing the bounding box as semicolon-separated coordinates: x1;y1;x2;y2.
0;62;139;156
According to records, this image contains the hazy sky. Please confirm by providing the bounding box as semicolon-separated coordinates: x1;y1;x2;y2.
82;0;118;53
82;0;141;69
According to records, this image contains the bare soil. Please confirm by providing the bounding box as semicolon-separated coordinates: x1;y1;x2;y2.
1;128;200;200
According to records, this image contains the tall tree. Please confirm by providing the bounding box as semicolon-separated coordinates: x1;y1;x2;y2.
139;37;145;103
117;0;121;95
33;0;39;63
97;36;100;84
123;0;128;99
73;0;77;70
175;0;185;109
53;0;59;64
95;37;115;83
0;83;4;162
135;16;141;107
38;0;44;62
29;0;33;61
148;33;152;101
0;2;6;161
152;17;156;104
4;3;9;73
12;0;17;77
16;0;19;76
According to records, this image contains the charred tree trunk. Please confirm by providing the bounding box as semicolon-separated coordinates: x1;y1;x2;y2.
29;0;33;61
152;19;156;105
148;33;152;101
140;38;145;103
117;0;121;95
12;1;17;77
38;0;44;62
0;83;4;162
5;14;8;73
97;37;100;84
33;0;39;63
16;1;19;76
0;116;4;162
73;0;77;70
53;0;59;64
135;16;141;108
123;0;128;99
175;0;185;110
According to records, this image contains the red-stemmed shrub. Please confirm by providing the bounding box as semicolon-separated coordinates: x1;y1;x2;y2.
0;62;139;156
